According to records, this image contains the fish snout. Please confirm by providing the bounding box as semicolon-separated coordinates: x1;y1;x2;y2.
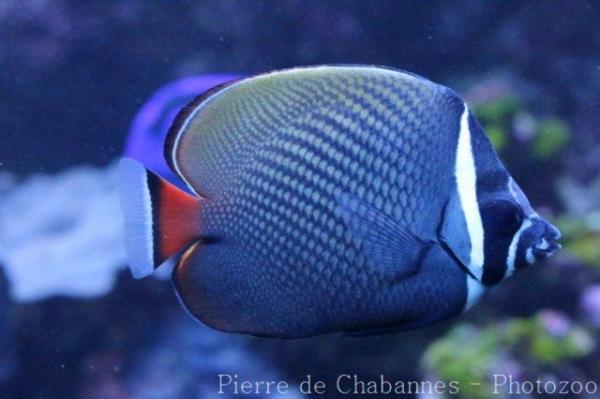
547;223;562;241
533;223;562;259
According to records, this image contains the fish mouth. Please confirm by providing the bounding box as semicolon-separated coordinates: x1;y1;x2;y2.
532;232;562;259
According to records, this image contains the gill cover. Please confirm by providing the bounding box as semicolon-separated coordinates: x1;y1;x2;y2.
439;190;477;277
438;105;485;281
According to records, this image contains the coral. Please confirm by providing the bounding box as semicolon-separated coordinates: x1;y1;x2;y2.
580;285;600;328
0;164;126;302
555;176;600;267
533;118;570;159
423;311;595;399
470;79;571;159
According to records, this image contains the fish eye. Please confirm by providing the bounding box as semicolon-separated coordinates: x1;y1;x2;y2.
482;199;523;236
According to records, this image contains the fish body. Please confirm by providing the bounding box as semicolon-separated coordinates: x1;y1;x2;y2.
118;66;561;338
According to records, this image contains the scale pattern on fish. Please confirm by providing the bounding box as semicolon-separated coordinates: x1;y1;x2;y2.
118;65;561;337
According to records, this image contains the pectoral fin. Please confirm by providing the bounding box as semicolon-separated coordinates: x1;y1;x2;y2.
438;190;477;277
337;194;427;278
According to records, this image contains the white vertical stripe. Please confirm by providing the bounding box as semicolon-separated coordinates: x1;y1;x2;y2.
505;218;532;276
142;173;155;272
455;105;485;279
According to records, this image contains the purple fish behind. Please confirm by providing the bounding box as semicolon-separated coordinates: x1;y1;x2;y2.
125;74;242;185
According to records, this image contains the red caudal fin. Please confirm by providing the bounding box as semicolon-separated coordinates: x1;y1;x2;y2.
118;158;201;279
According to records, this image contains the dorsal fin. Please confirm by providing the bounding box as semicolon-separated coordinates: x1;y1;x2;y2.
164;78;241;195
